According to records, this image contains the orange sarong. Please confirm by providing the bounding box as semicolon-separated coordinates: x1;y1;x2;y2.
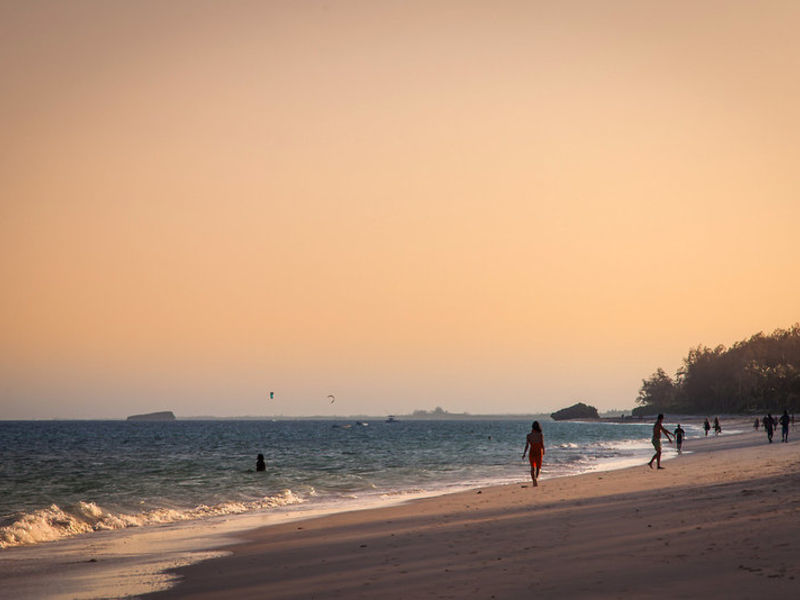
528;442;544;469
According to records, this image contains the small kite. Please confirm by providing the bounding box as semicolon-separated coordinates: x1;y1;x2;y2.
327;394;335;404
269;392;274;400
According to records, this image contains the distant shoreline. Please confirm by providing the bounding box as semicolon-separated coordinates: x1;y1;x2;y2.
0;412;766;422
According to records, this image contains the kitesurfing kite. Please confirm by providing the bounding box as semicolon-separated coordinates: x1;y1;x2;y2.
269;392;274;400
327;394;335;404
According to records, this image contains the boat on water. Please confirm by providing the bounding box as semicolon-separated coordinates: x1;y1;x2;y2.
356;421;369;427
385;415;398;423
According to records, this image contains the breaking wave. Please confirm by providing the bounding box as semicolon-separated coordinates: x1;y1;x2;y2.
0;489;303;549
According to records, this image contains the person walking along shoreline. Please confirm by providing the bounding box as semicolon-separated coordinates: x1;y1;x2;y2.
648;414;673;470
523;421;545;486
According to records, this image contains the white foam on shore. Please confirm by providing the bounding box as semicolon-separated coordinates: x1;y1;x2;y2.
0;490;303;549
2;429;754;600
0;488;478;600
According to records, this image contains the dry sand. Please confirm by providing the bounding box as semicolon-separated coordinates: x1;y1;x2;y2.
145;426;800;599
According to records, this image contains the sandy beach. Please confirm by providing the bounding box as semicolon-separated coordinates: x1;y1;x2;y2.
142;424;799;599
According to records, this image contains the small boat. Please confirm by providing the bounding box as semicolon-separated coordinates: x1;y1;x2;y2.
356;421;369;427
385;415;398;423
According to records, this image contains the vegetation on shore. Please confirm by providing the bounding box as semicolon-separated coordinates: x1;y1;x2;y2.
634;324;800;416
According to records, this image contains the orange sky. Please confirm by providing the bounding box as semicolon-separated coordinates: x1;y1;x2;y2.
2;1;799;418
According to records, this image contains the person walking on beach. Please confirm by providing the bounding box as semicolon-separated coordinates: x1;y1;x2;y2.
703;418;711;437
673;424;685;454
754;418;760;430
648;414;673;470
763;414;774;443
713;417;722;436
779;410;791;443
522;421;545;487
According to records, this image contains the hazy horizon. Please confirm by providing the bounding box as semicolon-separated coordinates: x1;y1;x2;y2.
2;1;799;419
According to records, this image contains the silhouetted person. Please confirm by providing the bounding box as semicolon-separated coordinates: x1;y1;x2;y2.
673;424;685;454
256;453;266;472
648;414;673;470
703;418;711;437
779;410;790;443
522;421;545;487
713;417;722;436
753;418;760;430
763;414;774;443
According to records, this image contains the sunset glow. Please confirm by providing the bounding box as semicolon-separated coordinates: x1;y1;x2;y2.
2;1;798;418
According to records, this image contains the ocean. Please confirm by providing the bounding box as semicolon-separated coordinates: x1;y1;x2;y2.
0;418;702;551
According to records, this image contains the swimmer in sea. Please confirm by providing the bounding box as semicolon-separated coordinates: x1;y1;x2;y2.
522;421;545;487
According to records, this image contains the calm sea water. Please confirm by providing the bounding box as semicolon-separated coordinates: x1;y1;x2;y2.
0;418;688;549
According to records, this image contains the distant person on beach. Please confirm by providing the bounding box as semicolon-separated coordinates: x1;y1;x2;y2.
753;418;760;430
256;453;266;472
673;424;685;454
703;418;711;437
763;414;774;443
779;410;790;443
522;421;545;487
648;414;673;470
713;417;722;436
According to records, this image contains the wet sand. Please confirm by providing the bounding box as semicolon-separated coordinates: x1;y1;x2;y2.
144;425;800;599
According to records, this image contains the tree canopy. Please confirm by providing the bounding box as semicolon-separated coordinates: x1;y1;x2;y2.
634;324;800;415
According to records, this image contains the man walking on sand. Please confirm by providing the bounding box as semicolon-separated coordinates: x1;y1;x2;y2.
648;414;673;470
779;410;790;443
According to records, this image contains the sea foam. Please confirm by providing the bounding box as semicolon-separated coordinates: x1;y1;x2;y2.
0;489;303;549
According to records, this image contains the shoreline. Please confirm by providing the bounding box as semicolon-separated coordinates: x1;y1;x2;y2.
2;420;790;598
0;418;659;552
142;423;799;599
0;439;660;599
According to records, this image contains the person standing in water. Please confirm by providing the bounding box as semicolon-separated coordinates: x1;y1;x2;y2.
713;417;722;436
256;453;266;472
673;424;686;454
522;421;545;487
703;418;711;437
648;414;673;470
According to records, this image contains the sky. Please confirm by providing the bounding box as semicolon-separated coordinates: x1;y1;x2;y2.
1;1;799;419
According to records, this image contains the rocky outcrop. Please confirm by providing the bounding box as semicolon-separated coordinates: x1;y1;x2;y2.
550;403;599;421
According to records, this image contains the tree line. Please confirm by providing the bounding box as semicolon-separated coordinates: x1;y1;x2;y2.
634;324;800;415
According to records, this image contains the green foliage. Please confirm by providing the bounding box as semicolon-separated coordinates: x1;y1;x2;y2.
634;368;677;415
636;324;800;414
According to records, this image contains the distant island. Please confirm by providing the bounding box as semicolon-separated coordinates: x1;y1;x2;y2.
551;402;600;421
127;411;176;421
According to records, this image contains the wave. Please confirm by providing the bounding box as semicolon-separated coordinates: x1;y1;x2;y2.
0;489;303;549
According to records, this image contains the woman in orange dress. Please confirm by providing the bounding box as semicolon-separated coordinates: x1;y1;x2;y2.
522;421;545;486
